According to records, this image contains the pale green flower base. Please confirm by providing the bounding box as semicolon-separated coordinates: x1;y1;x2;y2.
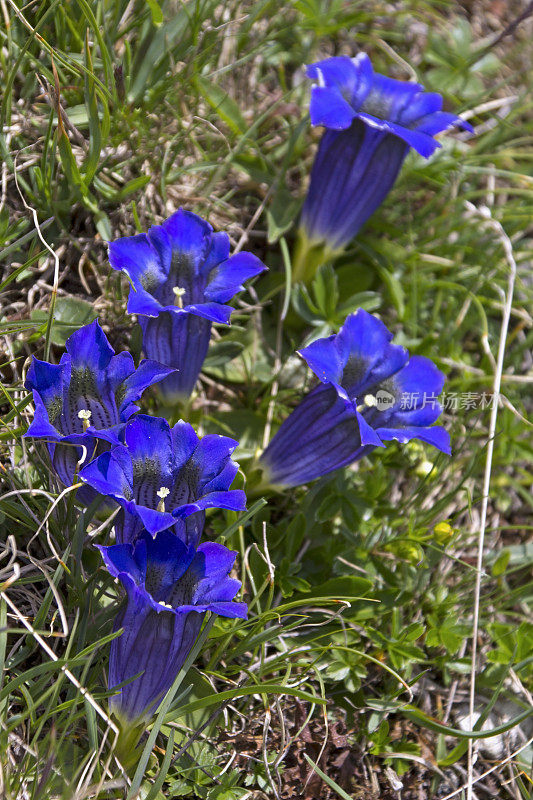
291;228;340;285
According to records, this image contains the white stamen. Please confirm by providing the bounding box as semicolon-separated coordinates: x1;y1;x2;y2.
363;394;377;408
159;601;173;610
78;408;92;430
156;486;170;512
173;286;186;308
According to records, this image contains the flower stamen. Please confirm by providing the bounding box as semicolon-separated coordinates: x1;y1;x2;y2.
356;394;377;413
156;486;170;512
77;408;92;431
173;286;186;308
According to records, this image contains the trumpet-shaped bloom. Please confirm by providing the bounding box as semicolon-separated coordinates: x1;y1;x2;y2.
297;53;472;270
108;209;266;400
98;530;246;722
259;309;450;487
79;414;246;545
24;319;173;497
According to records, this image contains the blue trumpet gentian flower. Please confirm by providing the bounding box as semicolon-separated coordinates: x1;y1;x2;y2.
108;208;266;401
24;319;173;498
295;53;473;280
98;529;246;722
79;414;246;545
259;309;450;488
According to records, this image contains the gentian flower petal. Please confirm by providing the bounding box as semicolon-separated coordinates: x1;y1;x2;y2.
309;86;356;129
25;359;65;436
205;252;265;304
299;309;408;404
376;425;451;454
109;208;266;400
118;358;176;420
297;52;473;270
80;414;246;546
306;55;362;95
107;232;166;286
100;532;246;721
260;310;450;488
24;320;169;491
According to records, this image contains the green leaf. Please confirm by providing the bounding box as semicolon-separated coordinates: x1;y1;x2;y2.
195;76;247;136
146;0;164;26
174;683;327;718
31;297;97;346
491;550;510;577
266;187;299;243
83;34;103;184
310;576;373;599
303;754;353;800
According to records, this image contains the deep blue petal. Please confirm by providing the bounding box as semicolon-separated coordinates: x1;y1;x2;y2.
415;110;474;136
355;409;384;447
189;434;239;488
25;358;66;429
123;415;173;483
297;334;344;391
66;319;114;372
356;112;439;157
201;458;239;494
260;310;449;488
170;420;201;470
309;86;356;130
181;301;233;324
108;233;167;292
174;489;246;518
390;355;445;403
105;533;245;721
25;404;63;441
205;251;266;303
118;358;176;419
135;505;177;535
79;448;134;503
96;542;144;584
302;52;472;249
259;385;367;487
306;55;361;92
200;231;231;277
126;285;165;316
300;122;408;250
192;541;237;583
159;209;213;270
140;313;212;400
105;351;135;393
397;90;442;124
376;424;451;454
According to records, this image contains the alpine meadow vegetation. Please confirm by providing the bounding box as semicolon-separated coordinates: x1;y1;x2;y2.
1;2;532;799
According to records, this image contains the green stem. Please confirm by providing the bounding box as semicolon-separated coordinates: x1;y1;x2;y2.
291;228;336;285
114;718;145;774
